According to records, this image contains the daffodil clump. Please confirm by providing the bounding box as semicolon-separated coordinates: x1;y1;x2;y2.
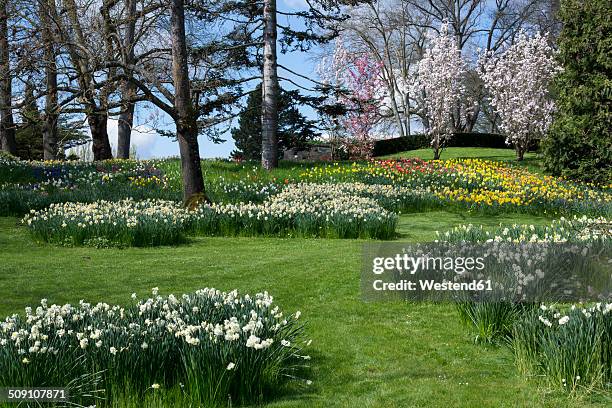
190;183;398;239
437;216;612;350
207;178;285;203
437;216;610;244
23;199;188;247
0;288;310;406
514;303;612;394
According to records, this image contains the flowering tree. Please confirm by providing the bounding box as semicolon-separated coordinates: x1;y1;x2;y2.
411;24;468;160
319;40;384;159
481;32;561;161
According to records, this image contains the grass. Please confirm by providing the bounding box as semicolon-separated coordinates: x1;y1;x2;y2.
382;147;544;173
1;212;609;407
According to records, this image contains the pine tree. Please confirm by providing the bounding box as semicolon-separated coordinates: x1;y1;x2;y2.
231;85;319;161
15;82;87;160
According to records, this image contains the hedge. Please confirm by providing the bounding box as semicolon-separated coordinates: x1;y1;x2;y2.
373;133;540;157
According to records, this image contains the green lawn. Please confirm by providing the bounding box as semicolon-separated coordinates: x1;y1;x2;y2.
382;147;544;173
1;212;608;407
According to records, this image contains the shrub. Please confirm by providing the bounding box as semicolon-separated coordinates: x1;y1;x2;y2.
371;133;538;157
543;0;612;184
0;288;310;407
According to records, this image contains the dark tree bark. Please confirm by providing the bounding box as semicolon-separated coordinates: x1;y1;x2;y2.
170;0;205;202
261;0;279;170
0;0;16;155
117;0;137;159
89;112;112;160
40;0;58;160
88;110;112;161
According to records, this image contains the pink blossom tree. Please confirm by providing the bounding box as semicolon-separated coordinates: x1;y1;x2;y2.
318;39;384;159
410;24;468;160
480;32;562;161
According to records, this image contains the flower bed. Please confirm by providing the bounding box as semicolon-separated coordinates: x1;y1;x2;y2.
437;216;610;243
23;184;399;245
0;158;179;216
23;199;188;247
300;159;612;216
0;288;309;406
189;183;398;239
437;217;610;346
514;303;612;394
3;156;610;217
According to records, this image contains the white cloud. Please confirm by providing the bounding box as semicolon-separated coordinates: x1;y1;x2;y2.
106;119;159;158
66;119;159;160
281;0;308;10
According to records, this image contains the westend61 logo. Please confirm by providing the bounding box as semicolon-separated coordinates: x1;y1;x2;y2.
361;242;612;303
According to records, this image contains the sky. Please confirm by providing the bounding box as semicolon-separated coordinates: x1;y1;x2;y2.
101;0;319;160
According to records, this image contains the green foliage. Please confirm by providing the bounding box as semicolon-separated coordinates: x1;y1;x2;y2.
14;83;88;160
456;301;528;344
372;133;537;157
231;85;319;160
513;304;612;395
543;0;612;184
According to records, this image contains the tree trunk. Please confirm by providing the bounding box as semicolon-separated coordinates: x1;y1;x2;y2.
117;0;137;159
177;119;205;201
117;84;135;159
170;0;205;202
41;0;58;160
404;93;411;137
88;112;113;160
516;146;525;161
0;0;16;155
432;134;441;160
261;0;278;170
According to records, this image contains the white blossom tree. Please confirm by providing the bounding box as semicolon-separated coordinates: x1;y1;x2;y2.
480;32;561;161
411;23;468;159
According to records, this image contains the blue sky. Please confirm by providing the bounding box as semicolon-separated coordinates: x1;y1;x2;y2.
118;0;319;160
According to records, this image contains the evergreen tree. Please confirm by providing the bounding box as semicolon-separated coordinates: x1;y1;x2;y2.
231;85;319;161
15;82;87;160
543;0;612;183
